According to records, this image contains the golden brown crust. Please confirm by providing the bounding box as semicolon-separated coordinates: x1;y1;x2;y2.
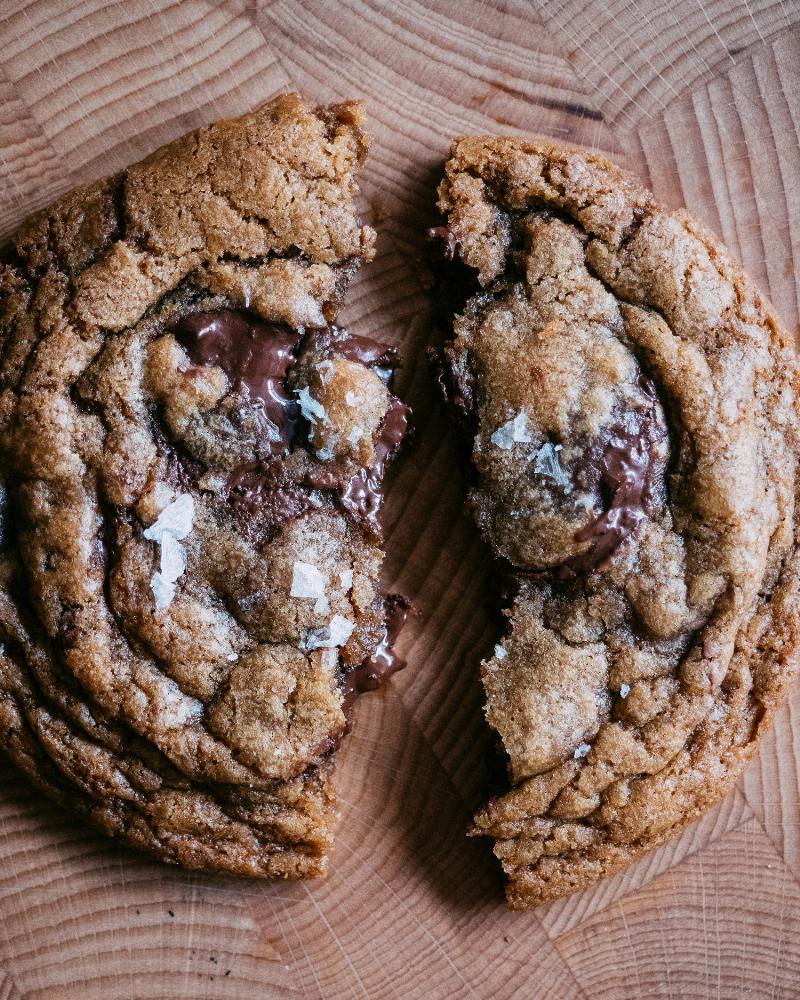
0;95;400;878
436;135;800;907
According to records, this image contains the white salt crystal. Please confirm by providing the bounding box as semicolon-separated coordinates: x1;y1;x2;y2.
574;742;591;759
339;569;353;590
146;493;194;608
533;443;572;494
326;615;355;647
151;573;176;610
296;386;327;425
494;644;508;660
144;493;194;543
290;561;326;600
619;683;631;698
490;411;532;449
305;615;356;650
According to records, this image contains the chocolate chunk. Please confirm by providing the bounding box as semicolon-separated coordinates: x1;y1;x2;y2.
340;397;411;533
426;225;459;261
174;310;300;453
563;378;667;575
224;462;324;537
304;325;396;369
342;595;411;713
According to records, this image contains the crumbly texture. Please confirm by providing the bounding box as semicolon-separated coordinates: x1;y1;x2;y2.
435;136;800;907
0;94;408;878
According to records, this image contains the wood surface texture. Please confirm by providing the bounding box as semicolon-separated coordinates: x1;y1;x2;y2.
1;1;800;997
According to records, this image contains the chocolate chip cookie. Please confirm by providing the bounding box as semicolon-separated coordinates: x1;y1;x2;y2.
430;136;800;907
0;94;409;878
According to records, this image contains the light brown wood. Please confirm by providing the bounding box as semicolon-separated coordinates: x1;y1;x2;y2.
1;2;799;997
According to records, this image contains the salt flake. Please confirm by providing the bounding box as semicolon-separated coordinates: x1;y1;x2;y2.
619;683;630;699
532;442;572;494
151;573;177;610
491;411;532;450
574;742;591;759
494;644;508;660
304;615;355;650
290;561;327;600
144;493;195;543
145;493;194;609
296;386;327;425
327;615;355;647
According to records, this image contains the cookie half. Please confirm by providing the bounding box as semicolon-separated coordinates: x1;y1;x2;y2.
0;94;409;878
430;136;800;907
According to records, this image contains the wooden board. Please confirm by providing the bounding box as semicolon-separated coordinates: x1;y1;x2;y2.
1;2;800;996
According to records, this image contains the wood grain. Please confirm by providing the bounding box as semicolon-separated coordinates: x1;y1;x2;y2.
1;1;799;997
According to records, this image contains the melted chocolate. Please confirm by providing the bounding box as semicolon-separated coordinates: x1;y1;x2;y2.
342;595;411;714
562;378;666;575
174;310;300;453
340;397;411;533
304;325;396;369
310;596;411;759
224;462;324;535
426;225;459;262
217;323;410;540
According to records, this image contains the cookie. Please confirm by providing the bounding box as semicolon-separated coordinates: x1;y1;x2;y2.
0;94;410;878
430;136;800;907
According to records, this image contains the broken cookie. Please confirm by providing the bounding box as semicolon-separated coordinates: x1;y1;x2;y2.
430;136;800;907
0;94;409;878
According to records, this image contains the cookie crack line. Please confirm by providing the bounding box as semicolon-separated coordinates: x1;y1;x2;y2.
430;132;800;907
0;94;410;879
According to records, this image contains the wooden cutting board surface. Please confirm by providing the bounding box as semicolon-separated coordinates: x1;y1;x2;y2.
1;2;800;997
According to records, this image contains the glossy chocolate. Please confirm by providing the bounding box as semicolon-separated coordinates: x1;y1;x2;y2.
224;462;324;528
174;310;300;452
563;378;666;574
304;325;395;369
341;595;410;713
426;225;459;261
341;398;411;532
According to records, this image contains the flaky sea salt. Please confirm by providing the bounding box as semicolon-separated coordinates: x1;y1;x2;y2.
348;426;364;445
290;561;327;600
345;391;359;406
296;386;327;425
326;615;355;647
304;615;356;651
316;448;334;461
339;569;353;590
145;493;194;609
144;493;194;543
227;653;239;662
494;644;508;660
574;742;591;759
532;442;572;493
619;683;631;698
491;411;533;449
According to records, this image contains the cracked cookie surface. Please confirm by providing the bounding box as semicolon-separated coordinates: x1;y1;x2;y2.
0;94;408;878
432;136;800;907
